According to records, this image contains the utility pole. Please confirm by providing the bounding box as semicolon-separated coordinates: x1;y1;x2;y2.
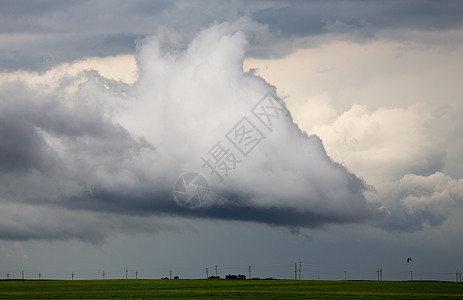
205;268;209;278
103;271;105;280
294;263;297;280
299;261;302;280
410;271;413;281
377;268;379;281
377;268;383;281
248;266;251;280
170;269;172;280
72;272;74;280
344;271;347;280
126;268;128;279
39;272;41;280
215;265;218;278
6;273;9;280
22;270;24;280
135;270;138;280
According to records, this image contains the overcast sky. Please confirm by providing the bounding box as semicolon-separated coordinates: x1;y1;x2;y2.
1;0;463;281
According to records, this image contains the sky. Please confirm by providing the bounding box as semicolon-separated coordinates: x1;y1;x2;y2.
1;0;463;281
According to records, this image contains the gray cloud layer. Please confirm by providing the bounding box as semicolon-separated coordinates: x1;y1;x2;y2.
2;0;463;71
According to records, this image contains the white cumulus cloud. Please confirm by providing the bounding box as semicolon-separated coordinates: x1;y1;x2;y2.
0;19;381;243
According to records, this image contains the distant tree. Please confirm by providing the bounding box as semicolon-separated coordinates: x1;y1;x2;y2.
174;276;179;279
225;274;246;280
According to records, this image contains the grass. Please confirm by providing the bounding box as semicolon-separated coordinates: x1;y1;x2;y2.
0;279;462;299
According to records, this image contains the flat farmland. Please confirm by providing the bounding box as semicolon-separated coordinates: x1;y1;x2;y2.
1;279;462;299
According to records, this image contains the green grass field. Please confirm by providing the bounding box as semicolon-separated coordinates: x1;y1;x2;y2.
1;279;462;299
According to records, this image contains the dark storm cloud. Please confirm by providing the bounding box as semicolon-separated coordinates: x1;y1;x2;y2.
252;0;463;37
73;190;376;229
0;78;149;173
0;109;49;172
0;0;175;70
2;0;463;71
59;162;379;230
0;82;56;172
0;33;143;71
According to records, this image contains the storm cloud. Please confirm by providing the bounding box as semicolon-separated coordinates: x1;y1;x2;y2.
0;19;381;243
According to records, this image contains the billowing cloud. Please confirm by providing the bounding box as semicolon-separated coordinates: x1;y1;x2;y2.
375;172;463;232
0;19;381;243
312;104;463;232
400;173;463;209
313;105;445;184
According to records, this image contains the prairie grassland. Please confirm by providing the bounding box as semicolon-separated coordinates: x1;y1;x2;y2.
1;279;462;299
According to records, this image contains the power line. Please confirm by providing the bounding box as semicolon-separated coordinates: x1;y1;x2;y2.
6;264;463;281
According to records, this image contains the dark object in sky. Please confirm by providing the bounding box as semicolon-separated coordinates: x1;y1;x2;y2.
407;257;412;263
